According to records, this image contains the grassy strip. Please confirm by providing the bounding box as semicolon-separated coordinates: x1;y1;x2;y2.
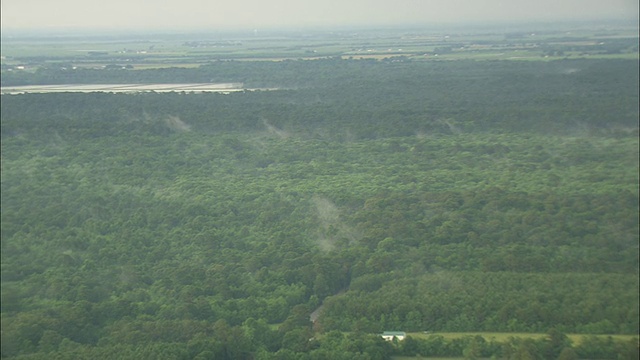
407;332;639;344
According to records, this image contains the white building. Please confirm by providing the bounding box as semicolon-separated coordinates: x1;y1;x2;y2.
381;331;406;341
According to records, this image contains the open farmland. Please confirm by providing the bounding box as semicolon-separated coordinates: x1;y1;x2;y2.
1;23;637;73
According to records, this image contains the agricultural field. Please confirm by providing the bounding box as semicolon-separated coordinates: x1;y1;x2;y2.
1;23;638;73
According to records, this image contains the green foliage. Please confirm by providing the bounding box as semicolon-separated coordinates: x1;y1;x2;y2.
1;57;638;359
320;273;638;333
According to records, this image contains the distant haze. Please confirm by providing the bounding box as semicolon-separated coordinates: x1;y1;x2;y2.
1;0;638;31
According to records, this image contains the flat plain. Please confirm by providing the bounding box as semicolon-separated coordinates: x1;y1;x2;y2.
2;24;638;73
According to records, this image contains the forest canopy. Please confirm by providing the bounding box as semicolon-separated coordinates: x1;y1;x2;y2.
1;56;638;359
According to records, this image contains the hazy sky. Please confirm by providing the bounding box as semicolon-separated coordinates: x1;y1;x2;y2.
1;0;638;31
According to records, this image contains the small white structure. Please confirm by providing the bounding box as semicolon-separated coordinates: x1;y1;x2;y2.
381;331;406;341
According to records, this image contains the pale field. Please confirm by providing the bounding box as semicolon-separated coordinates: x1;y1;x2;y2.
0;83;250;94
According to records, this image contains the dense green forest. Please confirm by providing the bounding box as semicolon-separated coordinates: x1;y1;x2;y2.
1;57;638;359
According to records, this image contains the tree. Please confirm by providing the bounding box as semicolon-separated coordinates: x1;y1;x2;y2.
543;329;572;359
557;347;578;360
400;335;420;356
512;339;540;360
279;304;313;333
281;328;313;353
